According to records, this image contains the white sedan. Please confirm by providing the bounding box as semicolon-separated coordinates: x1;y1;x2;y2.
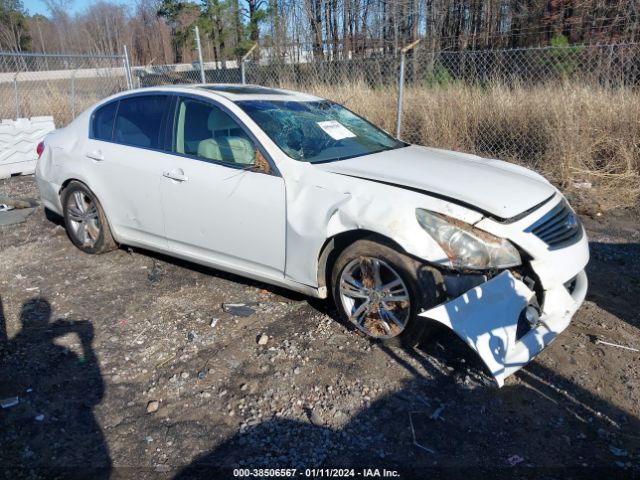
35;84;589;386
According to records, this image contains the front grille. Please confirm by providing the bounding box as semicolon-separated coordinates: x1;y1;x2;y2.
525;200;582;249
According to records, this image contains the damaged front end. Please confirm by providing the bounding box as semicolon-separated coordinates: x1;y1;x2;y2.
410;205;589;387
418;265;588;387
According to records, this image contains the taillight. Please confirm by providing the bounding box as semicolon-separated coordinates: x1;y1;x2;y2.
36;141;44;158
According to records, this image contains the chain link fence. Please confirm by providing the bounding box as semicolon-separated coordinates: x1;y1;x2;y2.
1;42;638;207
244;42;640;142
413;42;640;87
0;51;243;126
395;42;640;167
133;61;241;88
0;52;131;126
127;40;640;206
243;42;640;207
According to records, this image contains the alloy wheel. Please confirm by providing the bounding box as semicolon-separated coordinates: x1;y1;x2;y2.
338;256;411;339
66;190;101;248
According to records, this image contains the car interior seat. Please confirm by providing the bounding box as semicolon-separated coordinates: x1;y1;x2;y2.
197;110;255;165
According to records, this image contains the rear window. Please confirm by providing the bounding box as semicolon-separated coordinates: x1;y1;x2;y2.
91;101;117;141
113;95;167;149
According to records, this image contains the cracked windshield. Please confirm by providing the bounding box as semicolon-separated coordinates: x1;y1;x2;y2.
238;100;405;163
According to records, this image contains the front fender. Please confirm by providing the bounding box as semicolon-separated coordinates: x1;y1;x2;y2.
283;175;457;290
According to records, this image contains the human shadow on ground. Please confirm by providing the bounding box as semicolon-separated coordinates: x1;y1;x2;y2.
0;297;111;479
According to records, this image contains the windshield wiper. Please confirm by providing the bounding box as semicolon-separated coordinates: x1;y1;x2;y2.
309;144;408;164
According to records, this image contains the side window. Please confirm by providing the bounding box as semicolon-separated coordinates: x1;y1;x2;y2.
91;101;118;141
174;97;256;166
113;95;167;149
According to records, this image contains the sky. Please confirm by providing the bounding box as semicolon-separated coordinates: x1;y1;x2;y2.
23;0;90;17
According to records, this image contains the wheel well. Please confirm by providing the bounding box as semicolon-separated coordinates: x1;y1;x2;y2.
316;230;407;291
59;178;84;196
57;178;118;244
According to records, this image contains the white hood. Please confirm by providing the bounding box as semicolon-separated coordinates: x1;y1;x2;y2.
315;145;555;219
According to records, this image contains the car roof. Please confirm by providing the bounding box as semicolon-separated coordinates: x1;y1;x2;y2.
116;84;325;103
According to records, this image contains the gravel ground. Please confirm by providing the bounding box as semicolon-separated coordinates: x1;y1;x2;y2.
1;175;639;479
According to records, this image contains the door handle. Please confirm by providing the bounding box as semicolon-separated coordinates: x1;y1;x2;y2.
86;150;104;161
163;170;189;182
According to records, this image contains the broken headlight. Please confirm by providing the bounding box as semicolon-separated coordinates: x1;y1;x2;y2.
415;209;521;270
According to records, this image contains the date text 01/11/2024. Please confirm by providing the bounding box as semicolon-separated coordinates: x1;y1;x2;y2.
232;468;401;478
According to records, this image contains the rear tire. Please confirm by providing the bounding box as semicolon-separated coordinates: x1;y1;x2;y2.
61;181;117;254
331;238;439;347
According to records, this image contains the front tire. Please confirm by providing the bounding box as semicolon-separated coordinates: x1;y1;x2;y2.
62;181;117;254
331;238;437;347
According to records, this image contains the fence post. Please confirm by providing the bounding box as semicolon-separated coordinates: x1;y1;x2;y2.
395;39;421;139
70;69;77;119
194;26;206;83
13;72;20;119
123;45;133;90
241;43;258;84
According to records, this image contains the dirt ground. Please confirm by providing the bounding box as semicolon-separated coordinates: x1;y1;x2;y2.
1;175;639;479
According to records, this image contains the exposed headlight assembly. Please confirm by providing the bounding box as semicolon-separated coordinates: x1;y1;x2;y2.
416;209;521;269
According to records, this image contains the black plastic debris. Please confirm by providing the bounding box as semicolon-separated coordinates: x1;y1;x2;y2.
222;302;258;317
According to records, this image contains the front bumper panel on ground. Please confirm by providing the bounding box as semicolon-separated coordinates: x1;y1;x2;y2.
419;269;588;386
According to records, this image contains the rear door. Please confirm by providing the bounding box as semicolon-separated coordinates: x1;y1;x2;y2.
84;94;175;249
160;95;286;279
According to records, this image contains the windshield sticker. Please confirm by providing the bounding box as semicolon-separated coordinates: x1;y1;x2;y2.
317;120;357;140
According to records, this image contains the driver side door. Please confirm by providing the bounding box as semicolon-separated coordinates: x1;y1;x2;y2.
160;95;286;280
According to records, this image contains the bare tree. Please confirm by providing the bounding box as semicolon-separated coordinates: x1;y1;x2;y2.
305;0;324;58
6;0;640;66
